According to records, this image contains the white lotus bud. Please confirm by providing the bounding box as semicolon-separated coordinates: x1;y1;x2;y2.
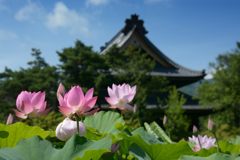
192;125;198;133
163;115;167;126
207;117;214;131
6;113;14;125
56;118;85;141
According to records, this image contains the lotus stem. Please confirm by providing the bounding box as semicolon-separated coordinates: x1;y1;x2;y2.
75;114;80;135
197;136;202;150
213;132;221;153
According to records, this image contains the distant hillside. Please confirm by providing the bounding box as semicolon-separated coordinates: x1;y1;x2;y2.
179;79;213;97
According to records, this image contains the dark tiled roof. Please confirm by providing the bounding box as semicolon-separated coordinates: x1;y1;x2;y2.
100;14;205;79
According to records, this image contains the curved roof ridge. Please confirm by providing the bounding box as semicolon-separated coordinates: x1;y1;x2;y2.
100;27;136;54
100;28;124;52
100;14;205;79
141;34;205;76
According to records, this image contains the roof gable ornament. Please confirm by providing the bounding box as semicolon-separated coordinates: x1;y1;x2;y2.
100;14;205;86
122;14;148;35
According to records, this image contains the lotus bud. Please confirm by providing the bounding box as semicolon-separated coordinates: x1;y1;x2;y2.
56;118;85;141
6;113;14;125
133;105;138;113
207;117;214;131
192;125;198;133
163;115;167;126
111;143;119;153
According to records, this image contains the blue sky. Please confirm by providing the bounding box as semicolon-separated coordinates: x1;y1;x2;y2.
0;0;240;77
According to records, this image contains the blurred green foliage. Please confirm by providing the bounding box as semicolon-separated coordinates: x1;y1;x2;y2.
164;87;190;141
1;40;239;140
24;112;64;130
0;49;59;122
0;41;170;130
197;42;240;136
103;45;170;124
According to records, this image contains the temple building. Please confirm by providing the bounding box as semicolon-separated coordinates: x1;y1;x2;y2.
100;14;211;124
101;14;205;87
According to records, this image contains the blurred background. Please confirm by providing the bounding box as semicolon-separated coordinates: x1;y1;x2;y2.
0;0;240;141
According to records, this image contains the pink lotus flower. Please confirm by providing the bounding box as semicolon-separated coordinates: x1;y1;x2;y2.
57;83;98;117
105;84;136;111
56;117;85;141
14;91;48;119
188;135;216;152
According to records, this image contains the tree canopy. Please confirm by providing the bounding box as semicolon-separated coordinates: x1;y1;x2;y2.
104;46;172;124
0;49;59;121
198;42;240;126
0;41;172;125
0;40;185;137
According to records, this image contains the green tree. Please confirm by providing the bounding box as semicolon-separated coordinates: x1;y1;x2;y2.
103;45;170;124
57;40;111;105
164;87;189;141
27;48;48;68
24;49;59;110
198;42;240;127
0;49;59;122
0;67;21;121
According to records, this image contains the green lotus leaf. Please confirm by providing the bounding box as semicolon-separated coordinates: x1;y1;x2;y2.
128;134;193;160
229;136;240;145
180;153;240;160
219;140;240;154
132;127;162;144
0;131;9;139
84;111;124;135
0;135;112;160
144;121;173;144
0;122;51;148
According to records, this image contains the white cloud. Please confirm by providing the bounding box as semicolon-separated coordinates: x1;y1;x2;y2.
46;2;89;36
204;68;216;80
15;2;43;22
0;29;18;41
86;0;109;6
205;74;213;79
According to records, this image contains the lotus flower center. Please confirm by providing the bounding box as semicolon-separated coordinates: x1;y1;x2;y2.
118;99;127;106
